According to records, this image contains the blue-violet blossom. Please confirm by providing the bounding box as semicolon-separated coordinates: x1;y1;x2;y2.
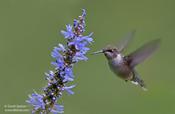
27;9;93;114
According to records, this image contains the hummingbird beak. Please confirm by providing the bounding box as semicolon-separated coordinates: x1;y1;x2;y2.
92;50;103;55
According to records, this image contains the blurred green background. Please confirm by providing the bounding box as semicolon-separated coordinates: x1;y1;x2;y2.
0;0;175;114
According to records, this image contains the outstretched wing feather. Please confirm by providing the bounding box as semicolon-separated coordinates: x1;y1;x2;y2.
127;39;160;67
117;30;136;52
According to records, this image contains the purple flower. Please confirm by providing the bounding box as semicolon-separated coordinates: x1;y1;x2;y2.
45;70;55;82
27;9;93;114
68;35;93;55
26;92;45;111
62;74;74;82
63;85;76;95
73;52;88;62
73;19;79;28
64;67;74;78
51;48;62;58
61;24;74;39
55;44;66;52
81;33;93;43
60;67;74;82
51;104;64;114
45;70;54;78
82;9;86;18
51;47;65;69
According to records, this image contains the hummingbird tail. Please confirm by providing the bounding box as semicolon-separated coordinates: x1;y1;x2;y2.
131;77;147;91
131;70;147;91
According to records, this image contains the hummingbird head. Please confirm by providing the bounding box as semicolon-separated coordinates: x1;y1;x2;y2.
93;45;119;60
103;45;119;60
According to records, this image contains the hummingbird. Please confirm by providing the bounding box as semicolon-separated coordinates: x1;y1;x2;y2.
93;31;160;91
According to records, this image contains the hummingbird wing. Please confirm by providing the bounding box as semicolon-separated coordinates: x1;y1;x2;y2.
116;30;136;52
127;39;160;68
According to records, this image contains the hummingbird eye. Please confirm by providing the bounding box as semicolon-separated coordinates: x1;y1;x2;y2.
107;49;113;52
